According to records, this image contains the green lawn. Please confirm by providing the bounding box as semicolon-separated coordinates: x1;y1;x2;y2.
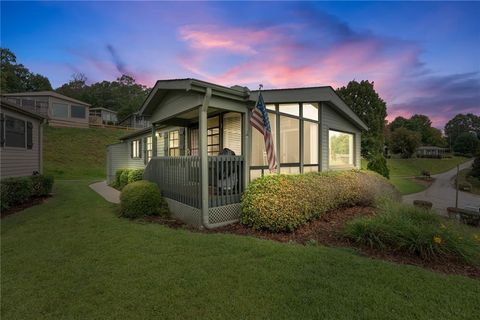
44;126;128;180
2;181;479;319
457;168;480;195
362;156;470;195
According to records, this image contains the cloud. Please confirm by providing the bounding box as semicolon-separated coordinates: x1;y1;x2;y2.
106;44;129;75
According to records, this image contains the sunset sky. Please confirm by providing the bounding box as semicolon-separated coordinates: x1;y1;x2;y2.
1;1;479;128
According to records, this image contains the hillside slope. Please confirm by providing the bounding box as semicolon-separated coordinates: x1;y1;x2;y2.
43;126;129;180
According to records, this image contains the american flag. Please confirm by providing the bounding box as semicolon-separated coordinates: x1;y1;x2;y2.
250;92;277;172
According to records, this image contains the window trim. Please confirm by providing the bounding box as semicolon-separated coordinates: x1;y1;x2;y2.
168;130;180;157
327;128;355;169
131;139;141;159
1;115;34;150
51;102;69;119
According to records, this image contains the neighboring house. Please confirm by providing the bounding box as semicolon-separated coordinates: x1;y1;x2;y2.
0;99;45;178
416;146;448;158
117;112;151;129
89;107;118;125
106;78;367;228
2;91;90;128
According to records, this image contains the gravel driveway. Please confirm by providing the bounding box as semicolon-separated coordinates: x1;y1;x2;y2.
402;160;480;215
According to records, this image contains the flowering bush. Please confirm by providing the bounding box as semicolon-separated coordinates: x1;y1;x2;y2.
241;170;399;232
343;200;480;264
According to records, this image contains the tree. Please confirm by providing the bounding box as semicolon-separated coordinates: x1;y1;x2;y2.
367;153;390;179
471;156;480;178
388;114;445;147
389;116;409;132
1;48;52;92
453;132;479;156
445;114;480;148
336;80;387;159
390;127;421;158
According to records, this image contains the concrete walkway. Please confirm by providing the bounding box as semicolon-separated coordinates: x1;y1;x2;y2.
89;181;120;204
402;160;480;215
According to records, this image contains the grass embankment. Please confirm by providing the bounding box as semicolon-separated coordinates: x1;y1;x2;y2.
362;157;470;195
43;126;128;180
457;168;480;195
1;181;479;319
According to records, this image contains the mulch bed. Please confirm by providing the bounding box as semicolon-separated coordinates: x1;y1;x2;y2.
145;207;480;279
1;196;51;219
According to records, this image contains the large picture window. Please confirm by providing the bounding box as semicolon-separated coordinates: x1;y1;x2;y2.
329;130;354;167
71;105;86;119
52;103;69;118
280;116;299;163
303;121;318;165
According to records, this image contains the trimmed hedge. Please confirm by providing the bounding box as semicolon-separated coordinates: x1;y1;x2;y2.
120;180;168;219
128;169;145;184
343;200;480;264
241;170;400;232
1;174;54;211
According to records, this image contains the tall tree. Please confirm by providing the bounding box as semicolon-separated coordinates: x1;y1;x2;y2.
336;80;387;159
388;114;445;147
444;113;480;148
453;132;479;156
1;48;52;93
390;127;421;158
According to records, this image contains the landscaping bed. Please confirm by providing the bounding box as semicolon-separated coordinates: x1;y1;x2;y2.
145;206;480;279
0;195;51;219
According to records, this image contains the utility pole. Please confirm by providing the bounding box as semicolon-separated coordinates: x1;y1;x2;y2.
455;164;459;208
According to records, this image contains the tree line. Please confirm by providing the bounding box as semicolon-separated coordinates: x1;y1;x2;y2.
0;48;151;120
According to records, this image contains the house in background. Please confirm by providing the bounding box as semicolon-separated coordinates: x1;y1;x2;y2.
117;112;151;129
1;99;45;178
89;107;118;125
106;78;367;228
2;91;90;128
416;146;448;158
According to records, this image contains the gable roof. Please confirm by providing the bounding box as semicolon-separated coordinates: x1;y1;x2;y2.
2;91;91;106
0;99;45;120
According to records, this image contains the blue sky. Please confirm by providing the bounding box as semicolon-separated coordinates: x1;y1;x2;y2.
1;1;479;127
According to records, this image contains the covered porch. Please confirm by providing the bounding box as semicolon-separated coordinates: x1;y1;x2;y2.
141;81;252;228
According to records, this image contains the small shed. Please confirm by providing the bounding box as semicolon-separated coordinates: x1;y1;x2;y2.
89;107;118;125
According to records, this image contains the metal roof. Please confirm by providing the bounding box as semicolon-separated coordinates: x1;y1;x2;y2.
0;99;46;120
2;91;91;106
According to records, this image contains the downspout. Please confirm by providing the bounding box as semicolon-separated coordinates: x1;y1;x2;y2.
200;87;212;229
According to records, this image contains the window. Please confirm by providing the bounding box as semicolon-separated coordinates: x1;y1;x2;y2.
279;116;299;163
303;103;319;121
21;99;35;109
131;139;141;158
279;103;299;116
329;130;354;167
222;112;242;155
303;121;318;164
145;136;152;162
71;105;86;118
5;116;26;148
52;103;69;118
251;112;276;166
189;128;199;156
207;116;220;155
169;130;180;156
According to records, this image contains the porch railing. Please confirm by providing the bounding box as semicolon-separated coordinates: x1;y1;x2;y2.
144;155;244;208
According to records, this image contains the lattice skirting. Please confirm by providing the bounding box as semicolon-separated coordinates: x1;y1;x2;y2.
164;198;241;228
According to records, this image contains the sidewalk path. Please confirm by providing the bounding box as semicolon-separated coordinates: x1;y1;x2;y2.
89;181;120;204
402;160;480;215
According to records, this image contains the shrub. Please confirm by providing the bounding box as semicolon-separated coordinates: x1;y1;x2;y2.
120;180;168;219
471;156;480;178
113;169;126;188
1;177;33;210
343;201;480;264
413;200;432;210
30;175;54;197
458;182;472;191
241;170;400;232
119;170;130;189
366;154;390;179
128;169;144;184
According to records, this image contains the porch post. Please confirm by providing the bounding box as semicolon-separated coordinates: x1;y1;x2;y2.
200;88;212;228
243;111;250;188
151;124;157;157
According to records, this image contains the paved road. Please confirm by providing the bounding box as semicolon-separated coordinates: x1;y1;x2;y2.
402;160;480;215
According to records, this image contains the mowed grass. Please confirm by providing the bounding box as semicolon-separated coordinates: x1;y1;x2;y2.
43;126;128;180
362;156;470;195
2;181;480;319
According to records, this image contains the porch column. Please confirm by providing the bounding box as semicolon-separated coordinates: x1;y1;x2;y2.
151;124;157;157
200;88;212;228
243;111;250;188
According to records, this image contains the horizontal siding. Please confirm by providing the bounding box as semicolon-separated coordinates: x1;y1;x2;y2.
1;109;42;178
321;103;361;170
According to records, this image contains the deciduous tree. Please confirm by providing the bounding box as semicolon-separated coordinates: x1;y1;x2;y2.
390;127;421;158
